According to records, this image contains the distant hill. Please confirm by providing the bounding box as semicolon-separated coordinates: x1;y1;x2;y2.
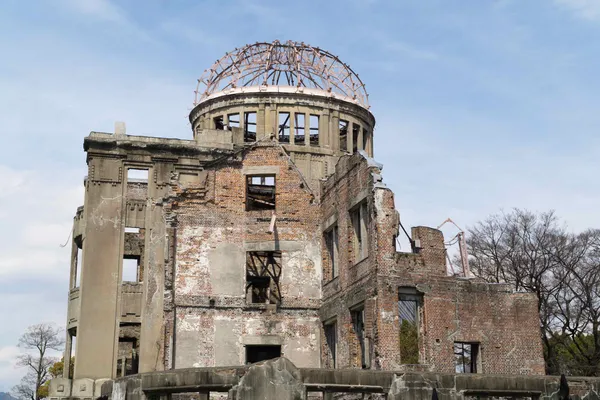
0;392;16;400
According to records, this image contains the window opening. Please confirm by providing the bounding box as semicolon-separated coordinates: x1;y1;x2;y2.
213;115;225;130
117;337;139;377
351;202;368;262
294;113;305;144
74;247;82;288
127;169;148;181
363;128;369;152
351;308;366;368
246;175;275;211
352;124;360;153
246;251;282;304
244;112;257;142
228;113;240;129
454;342;479;373
278;112;290;143
339;120;349;152
122;257;139;282
246;345;281;364
325;225;339;279
309;115;319;146
324;322;337;368
398;288;421;364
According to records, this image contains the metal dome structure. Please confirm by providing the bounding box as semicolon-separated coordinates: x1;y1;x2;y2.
194;40;369;108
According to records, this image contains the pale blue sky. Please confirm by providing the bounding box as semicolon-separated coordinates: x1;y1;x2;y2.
1;0;599;390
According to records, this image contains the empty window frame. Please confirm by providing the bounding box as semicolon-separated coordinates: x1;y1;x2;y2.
278;112;291;143
324;225;339;280
351;202;369;262
362;128;369;152
309;115;319;146
246;175;276;211
213;115;225;130
352;123;360;153
339;120;349;152
294;113;305;144
228;113;240;129
73;247;82;288
244;112;257;142
351;307;367;368
246;345;281;364
122;257;140;283
127;169;148;181
246;251;282;304
454;342;479;373
398;288;422;364
324;322;337;368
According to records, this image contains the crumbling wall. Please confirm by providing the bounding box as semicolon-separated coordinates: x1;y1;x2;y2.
318;151;545;376
166;144;322;369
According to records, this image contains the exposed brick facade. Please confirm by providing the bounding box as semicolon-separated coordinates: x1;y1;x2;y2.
319;150;545;375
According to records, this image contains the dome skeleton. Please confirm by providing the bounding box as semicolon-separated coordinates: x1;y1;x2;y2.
195;40;369;108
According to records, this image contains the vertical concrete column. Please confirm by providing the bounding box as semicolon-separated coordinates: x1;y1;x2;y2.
289;110;295;145
257;103;266;139
304;112;310;147
331;111;339;152
63;332;72;378
270;107;277;136
347;122;354;153
69;234;77;288
139;163;168;373
357;125;364;151
321;111;330;148
75;157;124;379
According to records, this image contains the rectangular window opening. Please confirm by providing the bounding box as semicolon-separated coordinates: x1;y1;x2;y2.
127;169;148;182
244;112;257;142
117;337;139;377
339;120;349;152
352;124;360;153
122;257;140;283
363;128;369;152
278;112;290;143
454;342;479;373
245;345;281;364
246;251;282;304
399;288;421;364
351;308;366;369
294;113;305;144
246;175;276;211
213;115;225;130
324;225;339;280
228;113;240;129
324;322;337;368
74;247;82;288
309;115;319;146
351;202;369;262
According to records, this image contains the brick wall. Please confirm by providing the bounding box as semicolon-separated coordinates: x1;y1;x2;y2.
319;151;545;375
163;143;322;369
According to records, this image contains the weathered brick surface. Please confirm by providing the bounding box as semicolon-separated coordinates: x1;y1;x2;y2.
163;143;322;369
319;152;545;375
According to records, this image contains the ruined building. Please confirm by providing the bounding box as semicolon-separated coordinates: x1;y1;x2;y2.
54;41;545;399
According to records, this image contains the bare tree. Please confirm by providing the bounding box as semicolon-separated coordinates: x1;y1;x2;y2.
465;209;600;375
11;323;64;400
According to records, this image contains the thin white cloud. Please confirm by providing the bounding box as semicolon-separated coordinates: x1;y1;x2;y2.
555;0;600;20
